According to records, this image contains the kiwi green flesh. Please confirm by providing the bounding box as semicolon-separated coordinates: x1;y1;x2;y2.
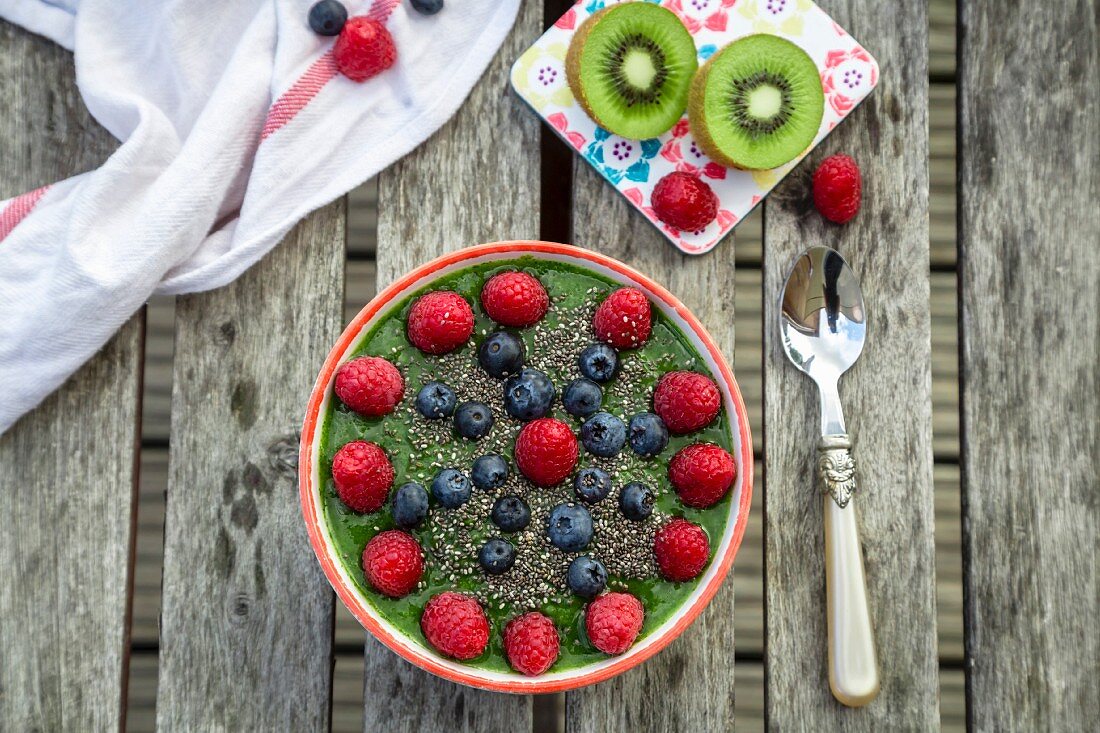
701;35;823;170
577;3;697;140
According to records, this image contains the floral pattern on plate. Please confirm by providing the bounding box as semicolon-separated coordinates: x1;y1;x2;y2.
510;0;879;254
585;130;661;185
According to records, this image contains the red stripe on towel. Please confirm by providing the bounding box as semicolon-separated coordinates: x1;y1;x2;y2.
260;51;339;140
260;0;400;141
367;0;401;22
0;185;50;242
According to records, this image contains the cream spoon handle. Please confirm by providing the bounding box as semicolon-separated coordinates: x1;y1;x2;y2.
823;493;879;707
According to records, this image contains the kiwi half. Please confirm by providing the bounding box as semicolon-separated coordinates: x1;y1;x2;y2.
688;34;824;170
566;2;697;140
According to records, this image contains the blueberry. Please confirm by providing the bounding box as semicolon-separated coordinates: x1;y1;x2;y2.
547;503;593;552
391;482;429;528
478;538;516;575
580;411;626;457
567;555;608;599
410;0;444;15
308;0;347;35
416;381;457;419
620;482;655;521
563;378;602;418
578;343;618;383
431;468;472;508
472;453;509;491
503;368;556;421
628;412;669;457
478;331;525;378
454;401;494;439
573;467;612;504
491;495;531;532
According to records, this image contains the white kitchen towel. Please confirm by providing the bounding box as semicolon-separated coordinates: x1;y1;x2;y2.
0;0;520;434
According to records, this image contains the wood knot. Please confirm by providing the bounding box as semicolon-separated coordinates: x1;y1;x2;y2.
230;494;258;532
231;379;259;429
230;592;251;622
266;432;300;477
217;321;236;345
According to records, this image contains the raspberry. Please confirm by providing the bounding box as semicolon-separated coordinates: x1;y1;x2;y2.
331;440;394;513
407;290;474;355
514;418;579;487
651;172;718;232
585;592;644;655
653;518;710;582
334;356;404;417
333;17;397;82
420;592;490;660
503;612;560;676
669;443;736;508
361;530;423;598
653;371;720;434
481;271;549;327
593;287;652;350
812;154;862;224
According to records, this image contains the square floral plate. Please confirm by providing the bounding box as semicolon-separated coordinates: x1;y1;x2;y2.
510;0;879;254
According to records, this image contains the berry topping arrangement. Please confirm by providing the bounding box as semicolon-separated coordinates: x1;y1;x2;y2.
316;256;740;675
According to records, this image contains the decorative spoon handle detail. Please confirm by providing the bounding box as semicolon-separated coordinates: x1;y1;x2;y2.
817;434;857;508
818;434;879;707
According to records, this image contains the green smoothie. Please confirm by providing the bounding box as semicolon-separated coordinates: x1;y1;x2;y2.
318;257;735;673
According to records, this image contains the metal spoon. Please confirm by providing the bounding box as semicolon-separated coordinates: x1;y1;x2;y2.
779;246;879;707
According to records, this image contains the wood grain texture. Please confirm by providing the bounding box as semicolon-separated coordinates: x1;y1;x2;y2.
762;0;939;728
365;1;542;729
0;19;140;732
563;166;739;730
957;1;1100;729
155;202;345;729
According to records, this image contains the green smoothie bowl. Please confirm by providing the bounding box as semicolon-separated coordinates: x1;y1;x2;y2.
300;241;752;693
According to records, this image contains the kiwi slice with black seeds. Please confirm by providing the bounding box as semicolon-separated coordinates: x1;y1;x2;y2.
688;34;824;170
566;2;697;140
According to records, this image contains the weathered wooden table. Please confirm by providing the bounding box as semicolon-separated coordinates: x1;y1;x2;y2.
1;1;1097;730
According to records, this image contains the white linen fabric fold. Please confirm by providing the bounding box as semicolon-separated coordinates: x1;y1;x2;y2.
0;0;520;434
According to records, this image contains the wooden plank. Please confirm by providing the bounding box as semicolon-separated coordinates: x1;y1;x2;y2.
762;0;939;727
364;1;542;729
564;153;739;730
957;2;1100;729
0;19;141;732
130;650;368;733
155;202;345;729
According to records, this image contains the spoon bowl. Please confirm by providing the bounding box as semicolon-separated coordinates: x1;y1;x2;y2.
780;246;867;437
780;246;867;387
